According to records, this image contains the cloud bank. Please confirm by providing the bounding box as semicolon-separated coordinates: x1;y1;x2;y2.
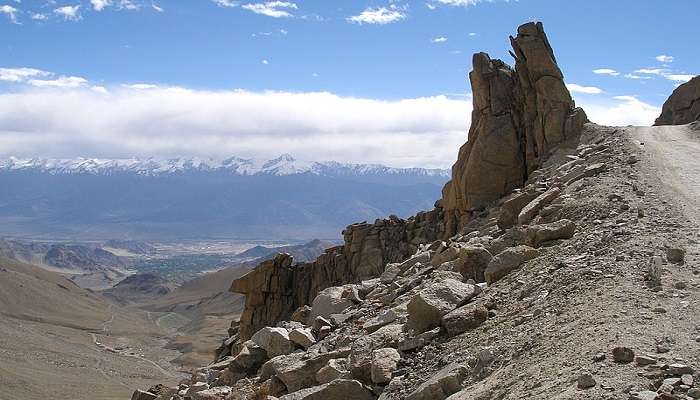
0;88;470;168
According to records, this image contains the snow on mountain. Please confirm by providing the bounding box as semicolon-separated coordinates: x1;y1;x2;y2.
0;155;450;178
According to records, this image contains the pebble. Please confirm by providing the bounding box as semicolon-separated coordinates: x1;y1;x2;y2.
612;346;635;363
635;355;656;366
577;373;596;389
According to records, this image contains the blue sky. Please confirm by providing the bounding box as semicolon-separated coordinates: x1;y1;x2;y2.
0;0;697;167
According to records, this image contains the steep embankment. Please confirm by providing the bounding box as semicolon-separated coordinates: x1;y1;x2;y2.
0;257;181;400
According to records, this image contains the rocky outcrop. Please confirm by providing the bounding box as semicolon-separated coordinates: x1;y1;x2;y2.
655;75;700;125
231;211;444;340
440;21;587;236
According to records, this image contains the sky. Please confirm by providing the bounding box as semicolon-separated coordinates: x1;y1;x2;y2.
0;0;697;168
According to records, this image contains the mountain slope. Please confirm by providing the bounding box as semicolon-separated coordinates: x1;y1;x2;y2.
0;256;180;400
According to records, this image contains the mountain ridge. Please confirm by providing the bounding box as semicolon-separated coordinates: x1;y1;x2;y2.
0;154;450;179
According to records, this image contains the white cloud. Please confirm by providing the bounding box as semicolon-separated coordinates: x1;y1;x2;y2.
90;0;111;11
432;36;447;43
347;6;406;25
633;67;695;83
0;87;470;168
566;83;603;95
118;0;139;10
468;32;477;37
624;73;652;80
0;67;50;82
592;68;619;76
655;55;673;63
213;0;238;7
242;1;297;18
91;85;109;94
54;5;81;21
261;59;269;65
433;0;482;6
634;68;668;76
121;83;158;89
151;2;164;12
665;74;695;83
28;76;88;88
579;95;660;126
31;12;48;20
0;5;19;23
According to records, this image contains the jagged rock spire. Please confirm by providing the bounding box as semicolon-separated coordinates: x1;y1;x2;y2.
440;21;587;236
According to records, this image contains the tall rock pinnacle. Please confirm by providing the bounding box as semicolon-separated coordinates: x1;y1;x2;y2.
440;21;587;236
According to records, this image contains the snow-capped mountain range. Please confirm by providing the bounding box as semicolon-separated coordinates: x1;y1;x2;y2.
0;154;450;178
0;154;450;240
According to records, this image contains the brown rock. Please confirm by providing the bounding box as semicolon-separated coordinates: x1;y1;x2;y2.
612;346;635;363
456;245;492;282
371;348;401;384
484;245;540;284
441;304;489;337
406;363;467;400
525;219;576;247
407;279;481;333
277;379;374;400
655;75;700;125
440;21;586;236
497;191;540;230
232;213;443;340
131;390;157;400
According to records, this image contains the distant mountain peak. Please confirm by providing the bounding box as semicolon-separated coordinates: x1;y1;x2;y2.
0;155;450;178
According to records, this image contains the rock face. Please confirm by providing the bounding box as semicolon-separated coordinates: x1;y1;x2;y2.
655;75;700;125
440;21;587;236
232;212;443;340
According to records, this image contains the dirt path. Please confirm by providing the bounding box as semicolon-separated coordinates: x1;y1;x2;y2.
631;123;700;222
90;307;177;379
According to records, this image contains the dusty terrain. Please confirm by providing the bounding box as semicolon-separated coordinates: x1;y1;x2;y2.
0;257;184;400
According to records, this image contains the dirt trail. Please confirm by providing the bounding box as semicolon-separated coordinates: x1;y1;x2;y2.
632;123;700;222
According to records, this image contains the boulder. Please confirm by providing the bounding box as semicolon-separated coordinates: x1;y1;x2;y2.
131;390;157;400
363;309;399;333
484;245;540;284
260;348;351;393
406;363;467;400
316;359;352;384
431;246;459;267
497;191;540;230
190;386;232;400
350;324;404;383
251;327;294;358
289;328;316;349
517;187;561;225
310;286;355;321
290;305;312;324
371;348;401;384
525;219;576;247
278;379;374;400
407;279;481;333
441;304;489;337
229;340;268;375
456;245;492;282
655;75;700;125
